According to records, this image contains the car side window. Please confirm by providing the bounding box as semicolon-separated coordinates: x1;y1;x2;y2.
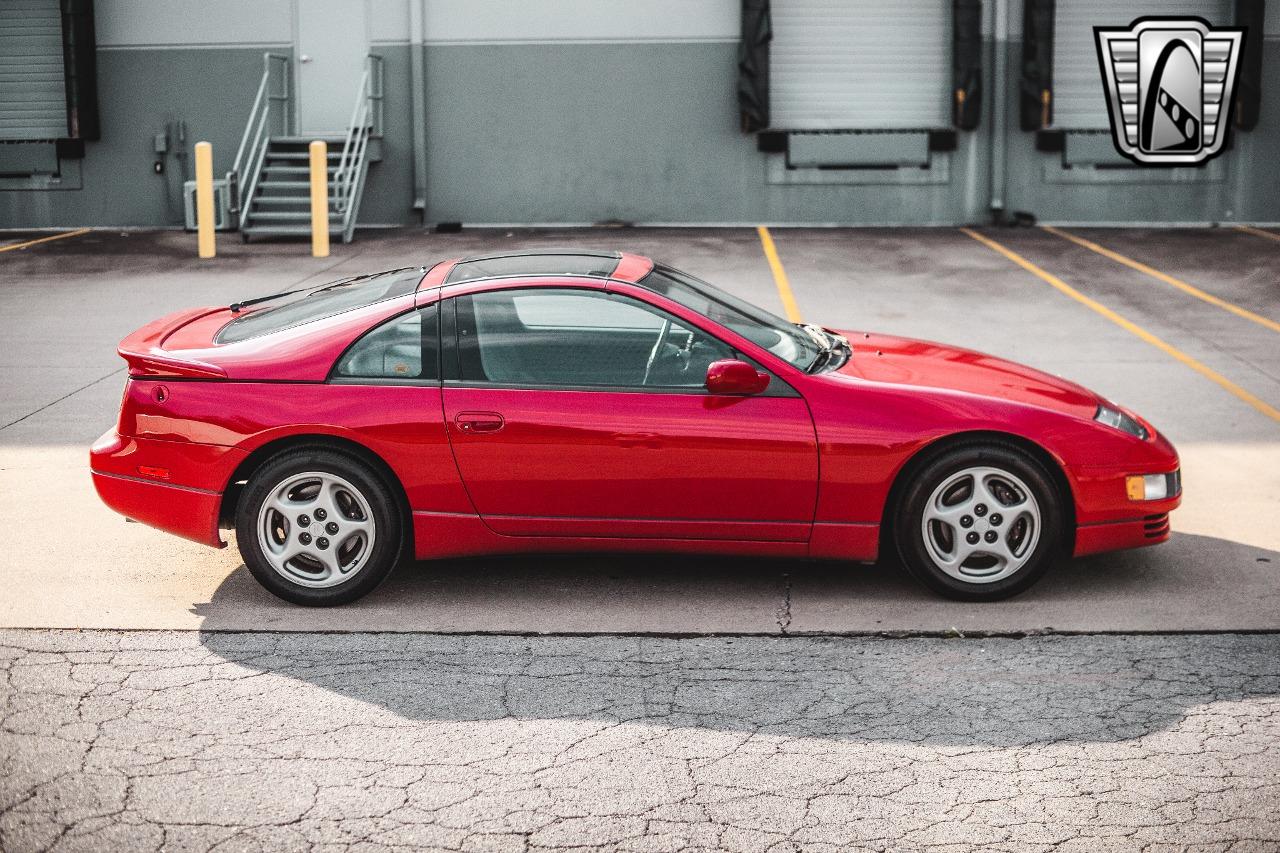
453;288;735;390
333;304;439;381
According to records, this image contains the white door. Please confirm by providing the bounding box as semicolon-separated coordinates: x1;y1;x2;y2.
295;0;369;136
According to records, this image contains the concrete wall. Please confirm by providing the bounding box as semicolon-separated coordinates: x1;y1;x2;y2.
0;0;1276;228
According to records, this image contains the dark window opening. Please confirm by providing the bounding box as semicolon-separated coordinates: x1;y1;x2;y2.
332;303;439;381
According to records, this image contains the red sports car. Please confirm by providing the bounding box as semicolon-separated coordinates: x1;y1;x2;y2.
91;250;1181;605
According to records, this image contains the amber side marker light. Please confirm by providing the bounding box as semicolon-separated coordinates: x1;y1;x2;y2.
1127;474;1173;501
138;466;171;481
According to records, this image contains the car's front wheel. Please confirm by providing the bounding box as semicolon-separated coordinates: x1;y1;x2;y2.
236;449;403;606
894;443;1063;601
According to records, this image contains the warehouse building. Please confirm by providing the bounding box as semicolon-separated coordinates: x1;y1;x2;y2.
0;0;1276;233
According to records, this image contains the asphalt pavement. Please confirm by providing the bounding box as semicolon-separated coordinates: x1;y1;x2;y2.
3;630;1278;852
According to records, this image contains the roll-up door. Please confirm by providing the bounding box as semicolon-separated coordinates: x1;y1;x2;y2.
0;0;67;141
1051;0;1230;129
769;0;951;130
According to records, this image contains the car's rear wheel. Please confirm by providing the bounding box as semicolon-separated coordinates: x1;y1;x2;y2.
894;443;1063;601
236;449;403;606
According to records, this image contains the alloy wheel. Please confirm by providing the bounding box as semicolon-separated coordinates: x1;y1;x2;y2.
256;471;376;588
919;465;1041;583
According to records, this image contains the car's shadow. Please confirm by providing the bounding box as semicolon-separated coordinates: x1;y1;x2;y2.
192;530;1280;634
195;532;1280;748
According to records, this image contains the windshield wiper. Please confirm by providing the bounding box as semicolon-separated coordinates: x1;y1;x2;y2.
801;324;850;373
228;274;367;313
801;324;836;372
229;288;309;313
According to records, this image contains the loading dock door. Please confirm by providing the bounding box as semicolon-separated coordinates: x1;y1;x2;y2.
768;0;951;129
1052;0;1231;129
0;0;67;140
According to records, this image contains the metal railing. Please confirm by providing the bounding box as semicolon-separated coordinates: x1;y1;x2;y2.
227;52;291;226
333;54;384;231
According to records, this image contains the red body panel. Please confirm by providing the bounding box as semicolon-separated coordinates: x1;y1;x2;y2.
90;257;1181;567
442;387;817;540
115;380;470;516
90;430;235;547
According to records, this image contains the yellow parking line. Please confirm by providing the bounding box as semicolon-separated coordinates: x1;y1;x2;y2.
1235;224;1280;244
1039;225;1280;335
756;226;803;323
1042;225;1280;335
961;227;1280;424
0;228;91;255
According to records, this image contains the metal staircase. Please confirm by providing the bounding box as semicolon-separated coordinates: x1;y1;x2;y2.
227;53;383;244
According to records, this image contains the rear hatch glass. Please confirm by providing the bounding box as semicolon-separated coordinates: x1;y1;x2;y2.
215;268;424;344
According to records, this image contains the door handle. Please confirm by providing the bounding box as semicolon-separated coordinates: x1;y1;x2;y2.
454;411;504;434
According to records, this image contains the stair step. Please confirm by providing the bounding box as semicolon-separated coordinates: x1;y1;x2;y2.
252;196;314;206
243;224;344;235
261;165;339;174
265;151;344;160
257;180;319;189
269;136;346;145
249;211;341;221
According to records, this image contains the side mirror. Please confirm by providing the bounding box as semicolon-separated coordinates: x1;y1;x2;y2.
706;359;770;395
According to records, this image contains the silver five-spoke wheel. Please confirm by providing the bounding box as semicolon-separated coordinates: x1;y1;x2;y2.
920;465;1041;584
257;471;376;588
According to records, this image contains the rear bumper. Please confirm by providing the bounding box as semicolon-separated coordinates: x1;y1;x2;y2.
91;470;225;547
90;429;244;548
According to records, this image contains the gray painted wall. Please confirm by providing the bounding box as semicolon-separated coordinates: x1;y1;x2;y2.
420;41;988;225
1;1;1276;228
0;47;281;227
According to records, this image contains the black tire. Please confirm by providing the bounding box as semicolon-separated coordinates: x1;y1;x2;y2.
893;443;1063;601
235;448;404;606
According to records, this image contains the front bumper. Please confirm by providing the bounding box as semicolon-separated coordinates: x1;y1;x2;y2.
90;430;245;548
1070;464;1181;557
1074;511;1176;557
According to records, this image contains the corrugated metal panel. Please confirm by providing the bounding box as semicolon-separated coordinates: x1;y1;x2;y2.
0;0;67;140
769;0;951;130
1052;0;1230;129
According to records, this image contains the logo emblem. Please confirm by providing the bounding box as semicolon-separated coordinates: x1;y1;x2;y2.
1094;17;1245;165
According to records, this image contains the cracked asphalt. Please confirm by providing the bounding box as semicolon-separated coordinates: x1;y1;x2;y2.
3;630;1279;852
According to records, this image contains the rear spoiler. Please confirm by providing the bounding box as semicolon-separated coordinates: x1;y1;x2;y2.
117;306;228;379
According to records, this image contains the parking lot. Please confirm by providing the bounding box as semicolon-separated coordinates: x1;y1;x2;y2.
2;225;1278;849
1;225;1277;634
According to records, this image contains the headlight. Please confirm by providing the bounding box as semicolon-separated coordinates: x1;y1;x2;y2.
1126;471;1180;501
1095;404;1148;440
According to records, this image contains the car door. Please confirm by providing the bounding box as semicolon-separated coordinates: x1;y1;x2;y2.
439;284;818;541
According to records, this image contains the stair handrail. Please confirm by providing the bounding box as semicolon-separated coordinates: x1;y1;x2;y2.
333;54;383;217
227;52;291;223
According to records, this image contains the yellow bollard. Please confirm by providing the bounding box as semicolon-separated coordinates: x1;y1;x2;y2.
309;140;330;258
193;141;215;259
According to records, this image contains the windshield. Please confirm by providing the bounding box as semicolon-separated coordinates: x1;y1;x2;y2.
638;265;821;369
216;268;424;344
